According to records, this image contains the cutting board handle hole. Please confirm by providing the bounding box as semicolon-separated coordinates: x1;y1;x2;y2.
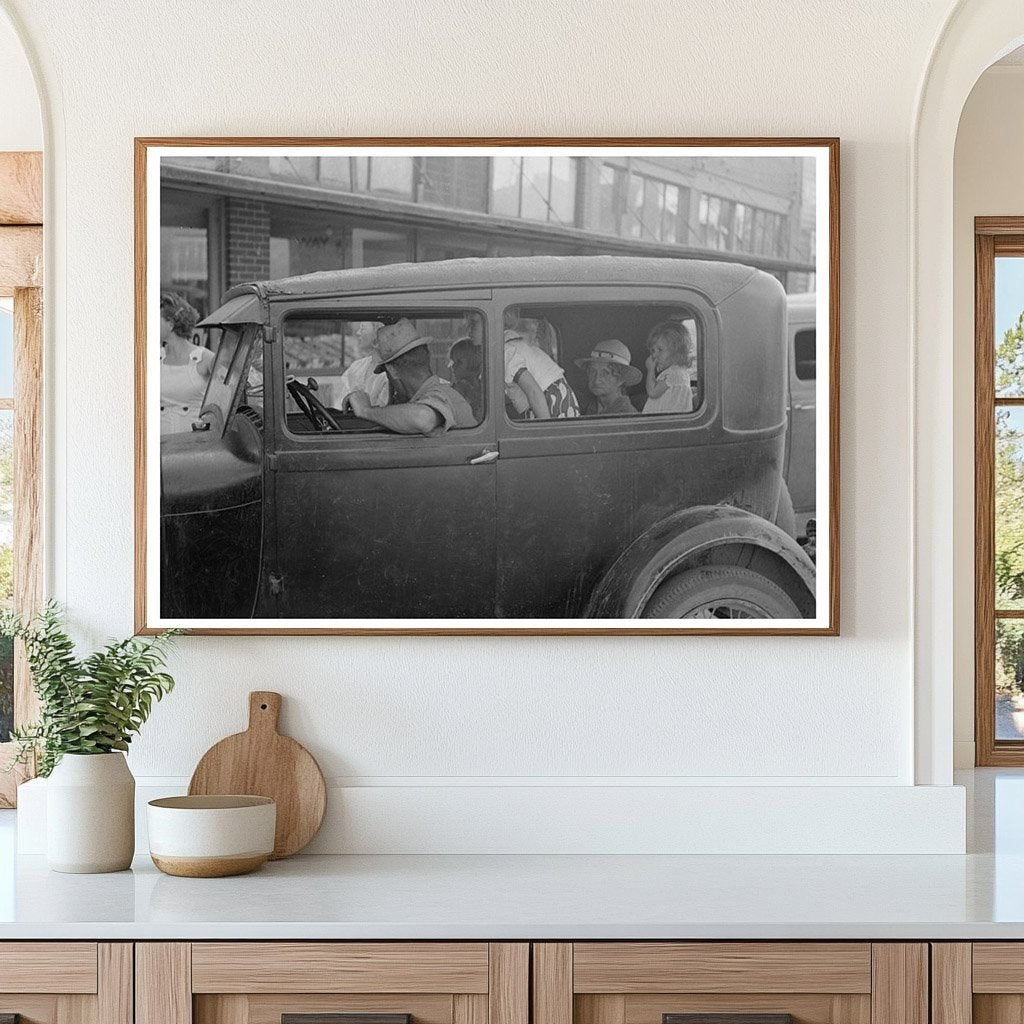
260;703;268;710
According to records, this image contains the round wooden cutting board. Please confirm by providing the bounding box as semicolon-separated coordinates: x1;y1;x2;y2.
188;691;327;859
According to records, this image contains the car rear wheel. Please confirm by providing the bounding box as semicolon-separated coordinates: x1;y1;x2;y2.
641;565;802;619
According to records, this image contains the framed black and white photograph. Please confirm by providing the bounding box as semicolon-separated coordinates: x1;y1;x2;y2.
135;138;838;635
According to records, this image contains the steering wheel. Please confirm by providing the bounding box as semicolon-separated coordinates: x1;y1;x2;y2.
286;376;342;431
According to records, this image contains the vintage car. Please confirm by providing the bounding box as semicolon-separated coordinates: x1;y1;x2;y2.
784;291;817;538
160;255;817;621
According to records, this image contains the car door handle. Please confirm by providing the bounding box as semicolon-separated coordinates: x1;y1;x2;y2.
468;447;500;465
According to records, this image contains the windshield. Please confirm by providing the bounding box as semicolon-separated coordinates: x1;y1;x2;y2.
198;325;259;434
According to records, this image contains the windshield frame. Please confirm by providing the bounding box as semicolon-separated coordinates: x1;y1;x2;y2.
196;324;260;436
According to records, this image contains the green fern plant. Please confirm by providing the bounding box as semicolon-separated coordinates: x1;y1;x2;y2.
1;603;179;777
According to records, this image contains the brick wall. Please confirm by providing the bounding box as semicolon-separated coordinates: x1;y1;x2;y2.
226;197;270;286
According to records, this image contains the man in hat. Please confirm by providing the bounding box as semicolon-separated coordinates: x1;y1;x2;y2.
344;319;475;435
574;339;642;416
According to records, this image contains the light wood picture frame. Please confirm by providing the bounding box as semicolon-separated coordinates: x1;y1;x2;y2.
136;137;839;636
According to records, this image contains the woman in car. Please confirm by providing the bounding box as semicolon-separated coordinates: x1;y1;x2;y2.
503;327;580;419
576;339;642;416
159;292;211;434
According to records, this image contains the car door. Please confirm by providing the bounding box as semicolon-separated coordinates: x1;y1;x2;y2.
787;318;817;528
264;296;497;621
492;287;720;619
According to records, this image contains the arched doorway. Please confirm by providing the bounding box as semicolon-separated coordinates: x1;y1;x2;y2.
914;1;1024;785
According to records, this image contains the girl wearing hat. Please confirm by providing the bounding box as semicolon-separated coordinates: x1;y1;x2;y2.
159;292;211;434
575;339;642;417
503;328;580;419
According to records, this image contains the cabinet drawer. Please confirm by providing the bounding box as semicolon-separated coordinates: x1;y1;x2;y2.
140;942;529;1024
191;944;491;994
572;944;872;994
0;943;130;1024
0;942;99;993
533;943;924;1024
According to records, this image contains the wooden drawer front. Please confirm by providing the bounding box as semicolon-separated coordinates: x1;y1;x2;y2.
572;944;873;995
191;944;490;994
0;943;98;993
974;944;1024;992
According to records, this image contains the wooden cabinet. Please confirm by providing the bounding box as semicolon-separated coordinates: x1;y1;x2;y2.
0;938;941;1024
136;944;528;1024
932;943;1024;1024
0;943;131;1024
532;943;928;1024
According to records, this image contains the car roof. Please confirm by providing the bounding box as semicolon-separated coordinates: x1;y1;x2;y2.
220;255;764;309
786;291;816;313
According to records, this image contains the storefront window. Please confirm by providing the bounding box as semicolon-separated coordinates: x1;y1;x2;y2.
349;227;412;267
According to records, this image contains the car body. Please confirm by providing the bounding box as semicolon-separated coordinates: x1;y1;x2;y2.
784;291;816;537
160;255;816;622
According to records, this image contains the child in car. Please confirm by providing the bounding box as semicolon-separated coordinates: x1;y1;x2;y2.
643;320;694;414
503;327;580;419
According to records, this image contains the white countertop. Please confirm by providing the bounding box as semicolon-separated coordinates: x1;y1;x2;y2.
0;769;1021;941
0;849;1021;940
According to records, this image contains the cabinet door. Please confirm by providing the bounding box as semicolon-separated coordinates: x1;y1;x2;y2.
137;943;528;1024
533;944;927;1024
0;943;131;1024
944;943;1024;1024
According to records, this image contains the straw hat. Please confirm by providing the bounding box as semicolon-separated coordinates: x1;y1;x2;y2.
574;339;642;387
372;319;431;372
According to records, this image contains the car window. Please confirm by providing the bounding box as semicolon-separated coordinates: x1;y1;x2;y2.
199;325;260;435
794;328;815;381
281;310;485;435
502;303;702;422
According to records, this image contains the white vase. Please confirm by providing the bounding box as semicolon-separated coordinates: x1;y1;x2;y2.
46;752;135;873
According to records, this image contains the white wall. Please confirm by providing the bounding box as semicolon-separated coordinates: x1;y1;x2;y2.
0;0;977;852
0;7;40;151
952;66;1024;767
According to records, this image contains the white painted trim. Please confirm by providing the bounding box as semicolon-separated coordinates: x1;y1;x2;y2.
17;778;967;856
912;0;1024;785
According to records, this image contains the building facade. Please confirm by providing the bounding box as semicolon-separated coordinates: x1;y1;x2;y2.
161;153;817;318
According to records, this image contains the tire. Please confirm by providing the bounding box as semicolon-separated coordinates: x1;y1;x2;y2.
641;565;803;619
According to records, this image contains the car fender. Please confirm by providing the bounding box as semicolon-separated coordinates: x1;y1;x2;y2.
587;504;816;619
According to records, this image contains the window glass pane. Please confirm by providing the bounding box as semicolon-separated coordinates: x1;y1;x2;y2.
418;157;488;212
625;174;644;238
641;178;663;240
160;223;209;318
282;311;484;433
597;164;621;234
996;256;1024;397
349;227;410;268
0;307;13;398
368;157;413;198
996;620;1024;739
491;157;521;217
794;329;816;381
548;156;576;225
520;156;552;221
317;156;353;190
269;207;347;277
268;156;319;183
0;409;11;742
502;302;702;422
996;406;1024;610
662;185;680;243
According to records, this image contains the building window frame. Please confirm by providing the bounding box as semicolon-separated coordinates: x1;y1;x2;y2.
975;217;1024;765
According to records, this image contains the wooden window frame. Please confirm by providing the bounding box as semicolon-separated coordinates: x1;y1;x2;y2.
0;151;44;806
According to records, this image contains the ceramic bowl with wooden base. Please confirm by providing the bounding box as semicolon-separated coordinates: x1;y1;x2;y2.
147;795;276;877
